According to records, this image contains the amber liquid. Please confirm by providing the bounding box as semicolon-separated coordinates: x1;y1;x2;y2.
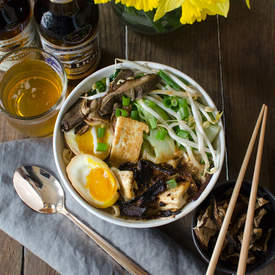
0;60;63;137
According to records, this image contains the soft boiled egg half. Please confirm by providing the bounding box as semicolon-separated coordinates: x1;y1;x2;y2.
64;124;112;160
66;154;119;208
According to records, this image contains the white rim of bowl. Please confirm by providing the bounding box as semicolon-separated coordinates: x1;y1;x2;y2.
53;61;225;228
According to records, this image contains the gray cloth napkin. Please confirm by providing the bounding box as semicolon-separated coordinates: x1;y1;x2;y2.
0;138;205;275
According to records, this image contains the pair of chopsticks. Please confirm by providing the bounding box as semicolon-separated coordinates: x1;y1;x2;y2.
206;104;268;275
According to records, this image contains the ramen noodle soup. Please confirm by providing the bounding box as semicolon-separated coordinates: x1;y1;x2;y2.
61;59;223;220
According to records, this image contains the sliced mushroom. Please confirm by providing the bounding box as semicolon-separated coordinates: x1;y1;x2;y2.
83;98;108;126
111;69;134;91
99;74;161;115
74;122;89;135
61;99;86;131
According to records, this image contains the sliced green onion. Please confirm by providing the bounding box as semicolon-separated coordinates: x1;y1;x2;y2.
97;127;106;138
120;108;128;117
95;79;106;92
135;73;144;79
177;129;190;139
96;143;108;152
163;97;172;108
110;69;120;82
144;99;170;120
166;179;177;189
130;110;139;120
158;70;181;91
122;95;131;106
171;97;178;107
178;98;189;119
87;89;97;96
115;108;128;117
115;109;121;117
156;128;168;140
178;98;187;108
148;117;157;129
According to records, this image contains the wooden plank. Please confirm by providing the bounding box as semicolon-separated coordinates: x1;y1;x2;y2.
98;4;126;68
219;0;275;193
219;0;275;274
0;230;22;275
24;249;59;275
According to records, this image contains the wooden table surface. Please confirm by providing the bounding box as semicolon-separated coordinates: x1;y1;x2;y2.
1;1;275;274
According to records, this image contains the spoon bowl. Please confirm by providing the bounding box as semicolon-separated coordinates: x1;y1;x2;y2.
13;166;64;214
13;165;147;274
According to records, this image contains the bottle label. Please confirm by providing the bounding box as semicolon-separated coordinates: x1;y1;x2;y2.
39;32;100;79
0;20;37;71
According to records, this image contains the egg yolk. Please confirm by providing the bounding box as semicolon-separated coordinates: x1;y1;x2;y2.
75;126;111;160
76;130;94;155
85;168;117;203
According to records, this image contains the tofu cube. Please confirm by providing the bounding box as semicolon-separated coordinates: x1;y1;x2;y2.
110;117;149;166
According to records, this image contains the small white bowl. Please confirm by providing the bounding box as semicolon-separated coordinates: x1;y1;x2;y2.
53;61;225;228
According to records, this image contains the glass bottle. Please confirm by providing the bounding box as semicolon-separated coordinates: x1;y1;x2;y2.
34;0;101;80
0;0;37;70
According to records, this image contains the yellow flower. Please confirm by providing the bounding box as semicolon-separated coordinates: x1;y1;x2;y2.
94;0;110;3
179;0;230;25
154;0;229;23
180;1;207;24
95;0;249;25
154;0;184;21
94;0;159;12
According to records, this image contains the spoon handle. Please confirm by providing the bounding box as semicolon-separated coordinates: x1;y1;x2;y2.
59;208;148;275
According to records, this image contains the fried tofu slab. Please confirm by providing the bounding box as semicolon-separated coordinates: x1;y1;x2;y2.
110;117;149;166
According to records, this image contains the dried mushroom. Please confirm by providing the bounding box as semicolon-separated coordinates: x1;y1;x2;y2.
99;74;161;115
194;188;275;269
117;159;197;219
61;99;87;131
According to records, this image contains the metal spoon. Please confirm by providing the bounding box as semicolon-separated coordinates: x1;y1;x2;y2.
13;165;147;275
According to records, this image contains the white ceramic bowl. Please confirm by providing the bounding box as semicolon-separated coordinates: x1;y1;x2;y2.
53;61;225;228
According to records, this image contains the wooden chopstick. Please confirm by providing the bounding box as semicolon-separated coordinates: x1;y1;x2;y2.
206;104;266;275
237;105;268;275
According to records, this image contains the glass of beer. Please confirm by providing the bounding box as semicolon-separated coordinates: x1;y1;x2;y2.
0;47;67;137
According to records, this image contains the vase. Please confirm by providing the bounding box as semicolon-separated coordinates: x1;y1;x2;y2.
111;3;182;35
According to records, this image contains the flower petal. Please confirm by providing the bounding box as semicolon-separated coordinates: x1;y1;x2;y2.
154;0;184;21
180;0;207;25
116;0;159;12
94;0;111;3
195;0;230;17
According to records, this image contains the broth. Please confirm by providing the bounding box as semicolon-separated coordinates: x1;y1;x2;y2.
1;59;62;117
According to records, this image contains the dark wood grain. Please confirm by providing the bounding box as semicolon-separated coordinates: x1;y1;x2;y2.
98;3;126;68
218;1;275;274
24;249;59;275
219;0;275;193
0;230;22;275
